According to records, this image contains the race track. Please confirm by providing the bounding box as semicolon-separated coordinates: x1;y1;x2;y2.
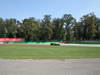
0;58;100;75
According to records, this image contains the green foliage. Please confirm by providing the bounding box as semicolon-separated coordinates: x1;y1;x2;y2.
52;18;64;40
40;15;53;40
22;17;39;41
62;14;76;41
80;13;97;40
0;12;100;41
0;18;5;37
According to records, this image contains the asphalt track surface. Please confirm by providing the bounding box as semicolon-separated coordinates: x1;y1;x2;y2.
60;44;100;47
0;58;100;75
1;43;100;47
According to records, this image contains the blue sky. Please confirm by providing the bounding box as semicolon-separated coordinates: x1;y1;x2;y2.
0;0;100;20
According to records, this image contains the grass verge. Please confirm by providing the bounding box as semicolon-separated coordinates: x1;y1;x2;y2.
0;45;100;59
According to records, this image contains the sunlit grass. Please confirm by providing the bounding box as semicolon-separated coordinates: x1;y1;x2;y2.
0;45;100;59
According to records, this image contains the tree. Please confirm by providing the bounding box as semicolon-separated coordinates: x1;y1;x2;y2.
95;18;100;40
0;18;6;37
80;13;97;40
52;18;64;41
40;15;53;41
62;14;76;41
22;17;39;41
15;20;25;38
5;18;17;38
74;22;83;40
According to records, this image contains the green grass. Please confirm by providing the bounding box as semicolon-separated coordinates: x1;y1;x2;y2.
0;45;100;59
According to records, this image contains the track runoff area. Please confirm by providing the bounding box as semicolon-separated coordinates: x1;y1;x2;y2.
0;38;100;47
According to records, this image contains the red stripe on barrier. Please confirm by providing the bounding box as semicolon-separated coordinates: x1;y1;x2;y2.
0;38;24;42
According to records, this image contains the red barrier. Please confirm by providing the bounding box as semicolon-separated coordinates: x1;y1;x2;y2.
0;38;24;42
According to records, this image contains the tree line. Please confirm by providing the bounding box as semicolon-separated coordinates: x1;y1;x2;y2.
0;12;100;41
